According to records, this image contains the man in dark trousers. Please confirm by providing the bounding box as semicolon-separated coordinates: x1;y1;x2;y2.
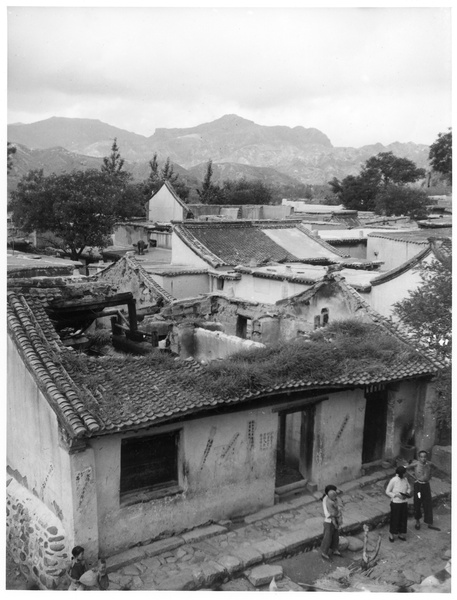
406;450;441;531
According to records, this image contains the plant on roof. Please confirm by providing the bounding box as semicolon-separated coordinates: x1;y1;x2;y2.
172;319;419;399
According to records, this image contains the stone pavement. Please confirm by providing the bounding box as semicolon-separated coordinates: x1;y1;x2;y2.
105;469;451;591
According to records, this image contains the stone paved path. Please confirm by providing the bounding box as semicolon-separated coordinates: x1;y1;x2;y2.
105;470;451;591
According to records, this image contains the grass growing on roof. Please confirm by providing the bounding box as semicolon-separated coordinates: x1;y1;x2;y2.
172;318;418;398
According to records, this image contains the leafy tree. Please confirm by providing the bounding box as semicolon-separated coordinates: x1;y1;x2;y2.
328;173;379;211
9;169;124;260
197;160;224;204
221;178;273;205
374;184;429;220
363;152;426;187
329;152;426;214
393;245;451;438
7;142;16;173
429;128;452;181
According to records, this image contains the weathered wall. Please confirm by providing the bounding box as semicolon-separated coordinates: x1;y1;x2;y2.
113;224;148;247
6;478;70;589
150;272;210;299
366;235;427;270
97;258;165;307
172;232;210;267
148;186;185;222
233;273;313;304
313;389;366;487
385;380;422;458
7;337;75;587
370;253;433;318
91;408;278;555
189;327;265;361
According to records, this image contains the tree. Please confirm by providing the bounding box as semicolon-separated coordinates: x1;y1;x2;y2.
374;184;429;220
363;152;425;187
221;178;273;205
429;128;452;181
9;169;124;260
143;153;190;202
7;142;16;173
101;138;126;179
197;160;224;204
393;245;451;437
329;152;426;214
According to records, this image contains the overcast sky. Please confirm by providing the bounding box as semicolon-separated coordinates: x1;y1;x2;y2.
7;5;452;148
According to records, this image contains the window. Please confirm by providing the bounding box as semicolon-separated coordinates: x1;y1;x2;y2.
120;431;180;501
216;278;224;291
314;315;321;329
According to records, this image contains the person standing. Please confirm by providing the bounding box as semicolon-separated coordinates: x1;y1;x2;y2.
385;465;411;542
320;484;343;560
406;450;441;531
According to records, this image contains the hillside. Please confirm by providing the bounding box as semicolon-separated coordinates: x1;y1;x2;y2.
7;114;431;186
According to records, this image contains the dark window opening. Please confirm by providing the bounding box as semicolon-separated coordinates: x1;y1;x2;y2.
236;315;252;339
314;315;321;330
120;431;179;496
321;308;329;326
216;278;224;290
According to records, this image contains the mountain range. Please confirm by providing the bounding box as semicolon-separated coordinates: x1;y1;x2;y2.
7;115;431;193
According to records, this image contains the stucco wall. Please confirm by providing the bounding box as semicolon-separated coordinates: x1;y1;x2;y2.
150;272;210;299
313;389;366;487
233;273;313;303
148;186;186;222
91;408;278;555
370;267;425;318
113;224;148;247
7;337;75;587
366;235;427;270
190;327;265;361
171;232;210;267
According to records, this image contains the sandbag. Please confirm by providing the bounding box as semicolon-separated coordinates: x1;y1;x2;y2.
79;569;99;587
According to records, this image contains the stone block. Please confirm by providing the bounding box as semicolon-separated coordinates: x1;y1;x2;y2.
230;544;263;569
181;524;227;544
106;546;146;573
250;538;286;561
244;504;290;524
246;564;283;587
215;554;243;575
302;516;325;537
307;481;318;493
142;537;183;558
275;529;309;553
345;536;364;552
199;561;227;587
122;564;141;576
47;527;58;535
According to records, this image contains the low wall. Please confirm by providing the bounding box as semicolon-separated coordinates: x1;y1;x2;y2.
193;327;265;361
6;477;70;590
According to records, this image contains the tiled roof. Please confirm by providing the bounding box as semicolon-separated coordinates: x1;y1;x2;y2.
8;277;444;439
173;220;347;268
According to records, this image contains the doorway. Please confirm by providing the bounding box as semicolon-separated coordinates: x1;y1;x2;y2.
276;404;315;487
362;389;388;464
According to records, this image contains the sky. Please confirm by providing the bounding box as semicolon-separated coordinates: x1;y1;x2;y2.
6;4;453;148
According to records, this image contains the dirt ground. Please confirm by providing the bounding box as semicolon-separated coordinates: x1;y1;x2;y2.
275;499;451;591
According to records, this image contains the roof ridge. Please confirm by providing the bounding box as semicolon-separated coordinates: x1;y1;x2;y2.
295;224;349;258
371;245;432;286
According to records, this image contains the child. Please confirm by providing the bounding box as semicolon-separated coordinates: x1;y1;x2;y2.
326;488;343;529
68;546;86;590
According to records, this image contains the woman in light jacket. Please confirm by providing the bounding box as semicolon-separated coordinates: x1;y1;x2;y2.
385;465;411;542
